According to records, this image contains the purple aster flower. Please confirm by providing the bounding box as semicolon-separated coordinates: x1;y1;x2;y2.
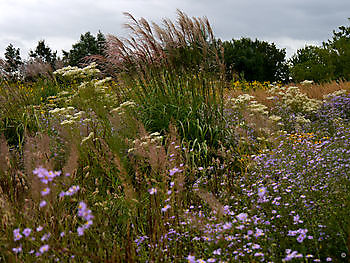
36;226;43;232
78;201;87;211
148;188;157;195
41;187;50;196
186;255;196;263
39;244;49;254
39;200;47;207
252;244;261;249
77;226;85;236
22;228;32;237
213;248;221;255
13;228;22;241
169;167;183;176
80;209;94;221
254;228;264;238
236;213;248;222
257;187;267;198
83;220;93;229
161;204;171;212
41;233;51;241
59;191;66;198
12;246;22;253
66;185;80;196
297;233;306;243
222;222;232;230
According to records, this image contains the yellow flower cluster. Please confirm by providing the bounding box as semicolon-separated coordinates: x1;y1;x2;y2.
231;80;281;91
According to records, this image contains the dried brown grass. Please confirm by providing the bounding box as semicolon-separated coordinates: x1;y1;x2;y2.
225;81;350;108
298;80;350;99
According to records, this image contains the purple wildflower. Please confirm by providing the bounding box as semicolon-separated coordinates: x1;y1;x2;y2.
148;188;157;195
13;228;22;241
236;213;248;222
41;187;50;196
186;255;196;263
77;226;85;236
22;228;32;237
161;204;171;212
257;187;267;198
12;246;22;253
65;185;80;196
39;244;49;254
169;167;182;176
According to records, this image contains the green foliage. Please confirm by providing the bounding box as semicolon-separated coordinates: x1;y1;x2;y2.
4;44;23;79
290;18;350;82
29;40;57;68
289;46;335;83
222;38;288;82
324;18;350;80
63;31;106;66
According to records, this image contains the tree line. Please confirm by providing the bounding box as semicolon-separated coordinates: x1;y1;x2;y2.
1;18;349;83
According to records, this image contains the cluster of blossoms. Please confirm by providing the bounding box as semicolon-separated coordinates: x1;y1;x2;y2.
268;85;321;115
77;202;94;236
12;227;50;256
53;62;100;80
49;106;92;127
59;185;80;197
128;131;163;153
226;93;269;116
110;100;137;116
11;166;93;259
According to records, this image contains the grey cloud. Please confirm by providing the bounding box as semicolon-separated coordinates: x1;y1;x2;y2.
0;0;349;58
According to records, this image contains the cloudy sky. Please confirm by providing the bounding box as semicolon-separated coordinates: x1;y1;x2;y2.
0;0;349;59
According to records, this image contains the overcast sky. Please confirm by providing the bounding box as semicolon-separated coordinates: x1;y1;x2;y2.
0;0;349;60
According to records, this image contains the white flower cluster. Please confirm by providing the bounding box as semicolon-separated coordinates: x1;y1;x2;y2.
54;63;100;80
268;115;282;122
128;132;163;153
268;85;321;114
227;94;269;115
323;89;347;99
110;101;136;116
49;107;90;126
300;80;314;85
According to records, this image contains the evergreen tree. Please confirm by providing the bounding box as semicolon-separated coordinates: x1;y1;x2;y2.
4;43;23;76
63;31;106;66
29;40;57;68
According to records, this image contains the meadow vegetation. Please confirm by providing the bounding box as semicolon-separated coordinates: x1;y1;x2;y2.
0;11;350;263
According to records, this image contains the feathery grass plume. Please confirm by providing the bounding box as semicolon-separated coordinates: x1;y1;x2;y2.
62;142;79;178
0;134;10;175
91;9;224;79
